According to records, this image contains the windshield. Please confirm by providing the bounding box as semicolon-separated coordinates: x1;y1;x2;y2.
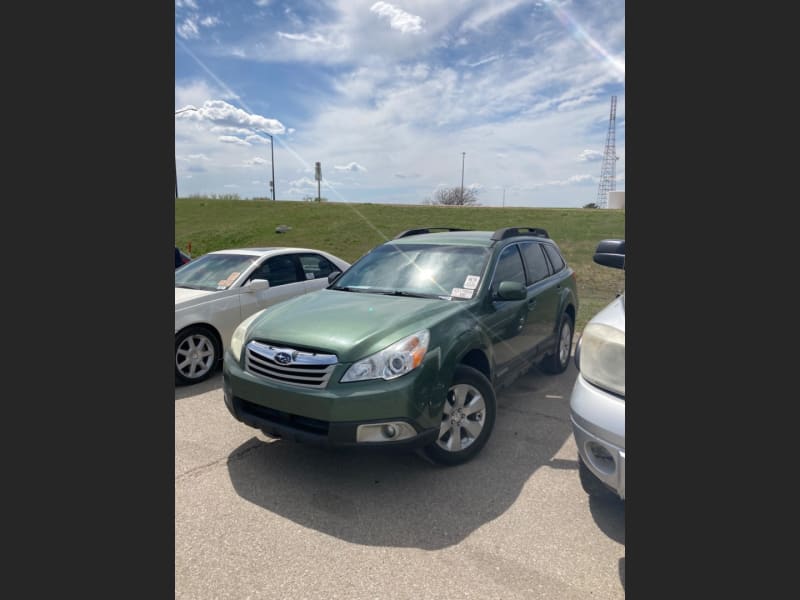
332;243;491;300
175;253;258;291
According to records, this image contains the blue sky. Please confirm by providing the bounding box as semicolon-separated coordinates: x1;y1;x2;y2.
175;0;624;207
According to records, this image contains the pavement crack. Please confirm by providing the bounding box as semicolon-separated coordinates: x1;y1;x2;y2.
175;439;262;482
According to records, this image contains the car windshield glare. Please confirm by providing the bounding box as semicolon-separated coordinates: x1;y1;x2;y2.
175;254;259;291
332;243;490;299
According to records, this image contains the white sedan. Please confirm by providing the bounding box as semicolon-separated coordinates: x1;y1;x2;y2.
175;247;350;384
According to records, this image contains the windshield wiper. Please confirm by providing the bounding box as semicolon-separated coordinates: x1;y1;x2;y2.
330;285;373;293
374;289;442;299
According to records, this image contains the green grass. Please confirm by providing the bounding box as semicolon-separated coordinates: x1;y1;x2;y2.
176;197;625;333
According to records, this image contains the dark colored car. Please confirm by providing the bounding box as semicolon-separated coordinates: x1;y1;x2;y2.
175;246;191;269
223;227;579;465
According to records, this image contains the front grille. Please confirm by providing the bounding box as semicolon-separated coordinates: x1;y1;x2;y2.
245;340;337;388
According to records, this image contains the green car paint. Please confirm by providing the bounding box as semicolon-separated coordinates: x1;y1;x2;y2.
223;228;578;464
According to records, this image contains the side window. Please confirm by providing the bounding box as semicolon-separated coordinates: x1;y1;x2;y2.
492;245;526;295
299;253;336;280
543;244;565;274
520;242;551;285
248;255;301;287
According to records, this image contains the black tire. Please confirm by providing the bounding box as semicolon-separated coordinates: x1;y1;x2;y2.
421;365;497;466
540;312;574;374
175;325;221;385
578;455;616;499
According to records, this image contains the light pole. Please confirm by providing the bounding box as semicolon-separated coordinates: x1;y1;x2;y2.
263;131;276;202
460;152;466;203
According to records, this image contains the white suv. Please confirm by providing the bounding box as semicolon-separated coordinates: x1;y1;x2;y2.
569;239;625;500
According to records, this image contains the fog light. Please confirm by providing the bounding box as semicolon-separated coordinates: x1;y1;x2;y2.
356;422;416;443
587;442;616;475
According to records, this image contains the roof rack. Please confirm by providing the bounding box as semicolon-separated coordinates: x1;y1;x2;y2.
490;227;549;241
393;227;470;240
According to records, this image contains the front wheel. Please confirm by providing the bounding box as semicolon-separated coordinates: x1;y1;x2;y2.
175;326;220;385
421;365;496;466
541;312;574;374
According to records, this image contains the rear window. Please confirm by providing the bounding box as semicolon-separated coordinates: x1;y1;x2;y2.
543;244;565;273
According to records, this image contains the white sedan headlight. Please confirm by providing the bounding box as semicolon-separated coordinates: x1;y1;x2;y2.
230;309;267;361
341;330;430;382
578;322;625;396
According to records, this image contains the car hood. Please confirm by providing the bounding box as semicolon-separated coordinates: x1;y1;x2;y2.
175;287;218;308
589;292;625;332
246;289;466;362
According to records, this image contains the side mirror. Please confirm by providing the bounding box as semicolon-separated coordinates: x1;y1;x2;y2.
495;280;526;301
327;270;342;284
245;278;270;291
593;239;625;270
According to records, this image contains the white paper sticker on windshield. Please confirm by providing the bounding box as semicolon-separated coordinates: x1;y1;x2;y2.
464;275;480;290
451;287;474;299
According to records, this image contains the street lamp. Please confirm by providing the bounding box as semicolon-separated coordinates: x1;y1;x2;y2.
460;152;466;203
262;131;276;202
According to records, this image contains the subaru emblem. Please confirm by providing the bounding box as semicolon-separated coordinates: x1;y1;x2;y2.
275;352;292;365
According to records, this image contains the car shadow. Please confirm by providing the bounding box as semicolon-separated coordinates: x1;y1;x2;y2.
226;364;580;550
174;371;223;400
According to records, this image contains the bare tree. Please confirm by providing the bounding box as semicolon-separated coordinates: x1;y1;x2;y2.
429;186;479;206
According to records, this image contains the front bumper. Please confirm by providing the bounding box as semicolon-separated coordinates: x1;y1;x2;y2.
223;349;444;448
569;373;625;499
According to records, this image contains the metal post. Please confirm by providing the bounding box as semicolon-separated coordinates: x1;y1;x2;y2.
460;152;465;202
266;132;276;202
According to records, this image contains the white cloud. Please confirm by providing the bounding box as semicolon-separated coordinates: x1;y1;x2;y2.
277;32;333;45
461;0;527;32
219;136;251;146
370;2;424;34
334;162;367;172
578;149;603;161
177;18;200;40
177;11;222;40
557;94;597;111
224;184;240;188
245;134;270;145
175;81;238;109
289;177;318;188
245;157;268;166
176;0;198;9
467;55;502;68
176;100;285;135
254;0;271;6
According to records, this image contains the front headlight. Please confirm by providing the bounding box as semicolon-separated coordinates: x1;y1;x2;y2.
230;309;267;362
578;322;625;396
341;329;430;382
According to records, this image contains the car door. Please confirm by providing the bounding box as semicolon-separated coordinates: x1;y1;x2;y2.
298;252;339;292
239;253;308;320
519;241;561;351
482;244;531;380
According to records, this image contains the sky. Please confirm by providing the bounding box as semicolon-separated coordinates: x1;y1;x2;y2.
175;0;624;208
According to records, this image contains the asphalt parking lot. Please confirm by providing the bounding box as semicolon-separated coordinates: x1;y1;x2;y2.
175;362;625;599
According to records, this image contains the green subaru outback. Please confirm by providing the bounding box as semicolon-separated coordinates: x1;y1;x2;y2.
223;227;578;465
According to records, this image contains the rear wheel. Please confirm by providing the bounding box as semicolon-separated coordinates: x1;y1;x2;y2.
541;312;574;374
175;326;220;385
421;365;496;466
